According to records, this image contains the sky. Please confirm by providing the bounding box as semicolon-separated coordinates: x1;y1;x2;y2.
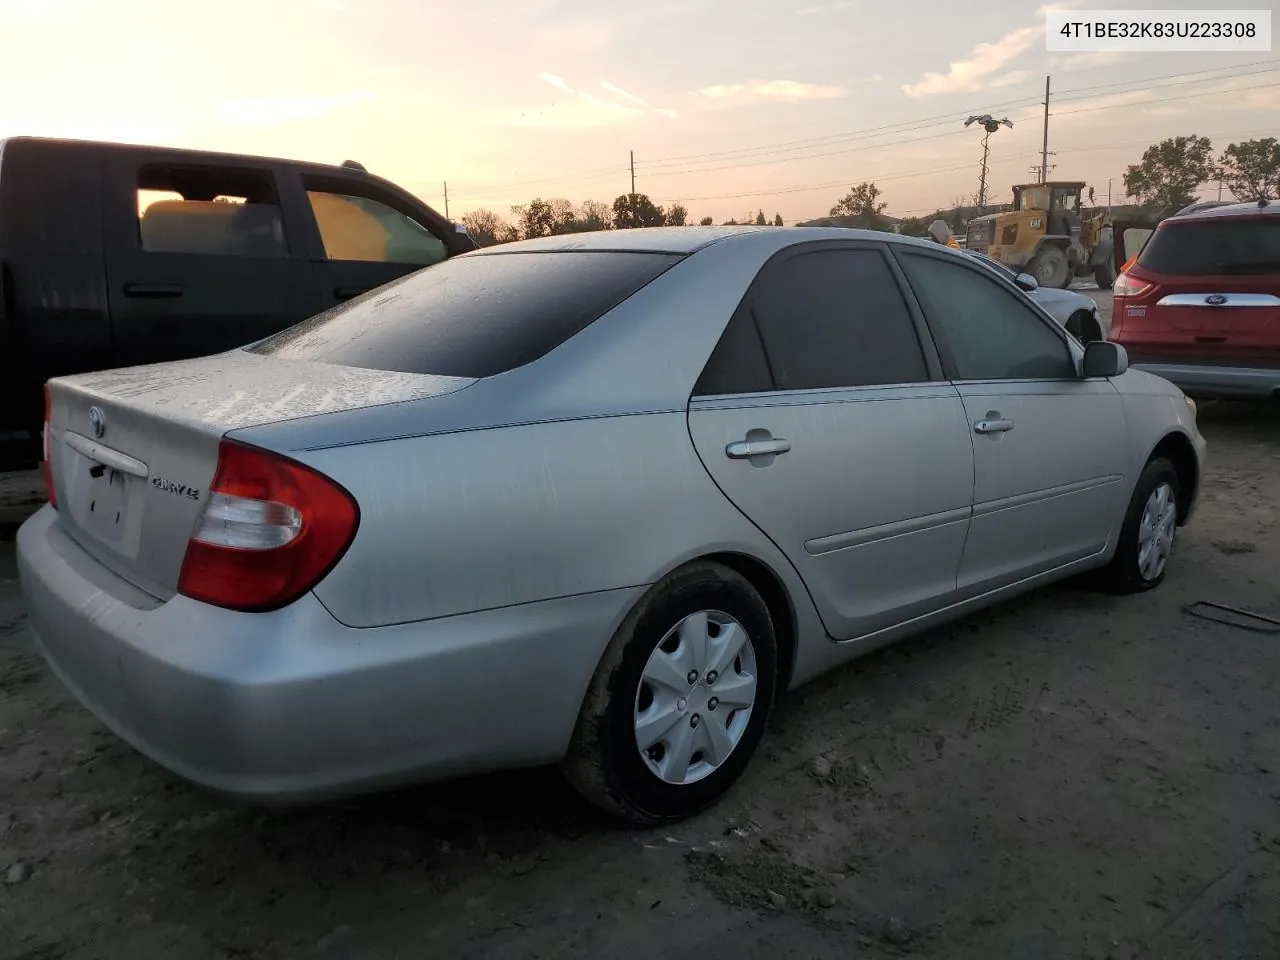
1;0;1276;225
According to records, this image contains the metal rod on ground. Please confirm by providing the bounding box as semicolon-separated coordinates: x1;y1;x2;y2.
1041;76;1051;185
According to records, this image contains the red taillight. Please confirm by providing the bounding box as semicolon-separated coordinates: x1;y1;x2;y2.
177;440;359;613
42;385;57;509
1113;271;1154;299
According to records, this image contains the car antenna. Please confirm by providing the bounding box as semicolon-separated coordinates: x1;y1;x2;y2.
341;160;367;172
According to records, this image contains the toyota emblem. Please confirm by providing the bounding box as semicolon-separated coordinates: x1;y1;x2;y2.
88;406;106;439
1204;294;1228;306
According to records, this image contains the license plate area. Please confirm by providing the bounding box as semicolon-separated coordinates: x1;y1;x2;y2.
64;449;146;559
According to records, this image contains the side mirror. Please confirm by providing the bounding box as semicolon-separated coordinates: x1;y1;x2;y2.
1015;273;1039;292
1082;341;1128;378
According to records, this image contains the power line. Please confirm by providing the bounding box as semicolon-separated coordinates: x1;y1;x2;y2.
447;61;1280;204
634;57;1279;171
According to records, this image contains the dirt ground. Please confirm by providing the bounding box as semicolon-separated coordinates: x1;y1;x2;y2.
2;297;1278;959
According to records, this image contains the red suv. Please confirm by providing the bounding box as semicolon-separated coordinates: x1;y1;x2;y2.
1110;201;1280;401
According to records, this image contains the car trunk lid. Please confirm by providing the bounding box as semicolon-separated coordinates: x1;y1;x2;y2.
45;349;473;600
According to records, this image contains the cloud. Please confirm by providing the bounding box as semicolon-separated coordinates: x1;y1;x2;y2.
1142;106;1187;117
697;79;847;103
601;81;649;108
903;25;1040;97
220;90;376;125
524;73;677;126
538;73;572;93
315;0;345;8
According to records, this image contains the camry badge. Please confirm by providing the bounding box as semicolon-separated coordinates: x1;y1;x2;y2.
1204;294;1228;306
88;405;106;439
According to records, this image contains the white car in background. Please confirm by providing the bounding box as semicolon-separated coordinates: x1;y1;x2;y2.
966;250;1108;343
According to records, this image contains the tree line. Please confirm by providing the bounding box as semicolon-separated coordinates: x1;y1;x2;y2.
459;194;787;246
1122;135;1279;211
457;136;1278;246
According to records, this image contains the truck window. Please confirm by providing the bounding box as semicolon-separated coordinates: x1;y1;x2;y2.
305;187;448;267
136;165;288;259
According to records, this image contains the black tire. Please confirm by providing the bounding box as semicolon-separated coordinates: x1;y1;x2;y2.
563;560;778;826
1093;260;1116;290
1029;246;1070;288
1095;457;1181;594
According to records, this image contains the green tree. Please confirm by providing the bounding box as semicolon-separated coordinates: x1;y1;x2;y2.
829;181;888;228
666;203;689;226
754;209;767;225
1123;135;1214;210
772;213;784;226
510;198;573;238
612;192;666;228
1218;137;1280;201
699;215;714;226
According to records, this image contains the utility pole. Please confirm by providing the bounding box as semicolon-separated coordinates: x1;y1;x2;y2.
630;150;636;195
1107;178;1112;210
1217;180;1224;201
443;181;449;220
1041;75;1051;185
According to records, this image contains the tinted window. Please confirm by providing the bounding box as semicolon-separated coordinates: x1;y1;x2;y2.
722;248;928;392
306;189;448;266
1138;217;1280;276
247;251;681;378
136;165;287;259
694;304;773;396
899;252;1076;381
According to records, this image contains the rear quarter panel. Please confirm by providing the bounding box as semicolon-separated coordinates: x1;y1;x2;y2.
296;411;817;632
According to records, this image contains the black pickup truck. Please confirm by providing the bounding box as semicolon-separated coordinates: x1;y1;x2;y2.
0;137;475;465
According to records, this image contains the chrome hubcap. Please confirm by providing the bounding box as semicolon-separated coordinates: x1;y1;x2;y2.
1137;481;1177;581
634;610;758;785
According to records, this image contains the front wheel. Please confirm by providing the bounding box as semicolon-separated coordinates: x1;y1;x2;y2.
1029;246;1070;288
1093;260;1116;290
563;561;778;825
1095;457;1181;594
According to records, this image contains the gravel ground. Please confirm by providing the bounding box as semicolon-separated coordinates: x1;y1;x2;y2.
3;296;1278;959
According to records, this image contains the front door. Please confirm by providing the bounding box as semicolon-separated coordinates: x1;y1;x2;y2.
687;241;975;641
102;152;322;368
894;248;1130;596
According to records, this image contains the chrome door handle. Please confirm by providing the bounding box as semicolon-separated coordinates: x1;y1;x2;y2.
973;417;1014;435
726;438;792;459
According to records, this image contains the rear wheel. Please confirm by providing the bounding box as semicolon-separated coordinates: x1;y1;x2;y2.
1095;457;1180;594
563;561;778;825
1029;246;1070;288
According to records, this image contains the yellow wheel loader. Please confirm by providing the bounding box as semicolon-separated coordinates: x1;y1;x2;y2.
964;182;1120;290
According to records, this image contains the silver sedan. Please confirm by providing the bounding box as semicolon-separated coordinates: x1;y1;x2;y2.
965;249;1109;342
19;227;1205;824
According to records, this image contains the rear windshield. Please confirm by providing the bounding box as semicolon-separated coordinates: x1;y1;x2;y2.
247;250;683;378
1138;217;1280;276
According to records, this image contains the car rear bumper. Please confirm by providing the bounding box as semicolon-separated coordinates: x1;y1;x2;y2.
1127;362;1280;401
17;505;638;803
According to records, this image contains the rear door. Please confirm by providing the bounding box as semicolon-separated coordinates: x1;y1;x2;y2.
894;247;1129;596
102;150;322;369
286;172;456;308
687;240;975;641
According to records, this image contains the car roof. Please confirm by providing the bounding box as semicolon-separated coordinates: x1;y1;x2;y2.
468;225;948;257
1168;199;1279;222
0;135;378;181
